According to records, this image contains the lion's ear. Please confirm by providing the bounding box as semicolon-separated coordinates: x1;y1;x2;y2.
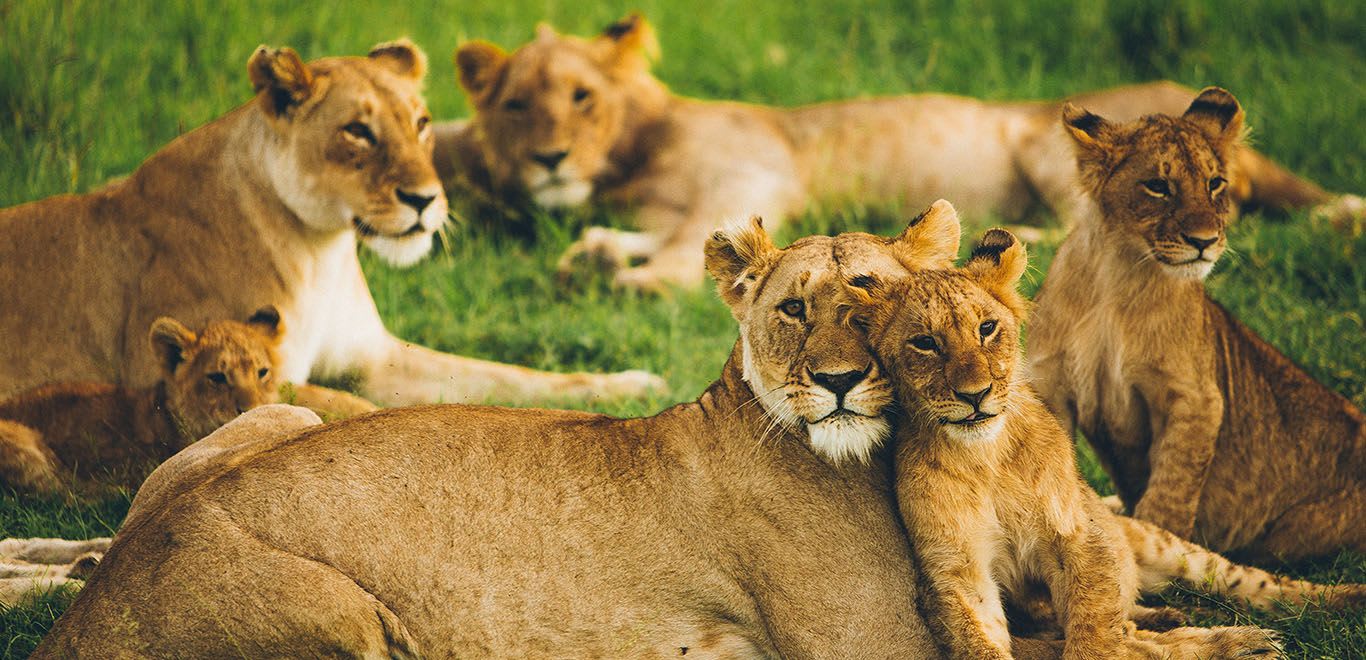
369;38;427;81
596;13;660;70
248;46;314;119
1183;87;1244;150
965;229;1028;319
455;41;508;103
246;305;283;341
705;216;778;312
149;317;198;376
838;274;893;336
1062;102;1118;185
889;199;961;270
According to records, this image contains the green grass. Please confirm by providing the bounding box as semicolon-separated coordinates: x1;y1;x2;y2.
2;0;1363;656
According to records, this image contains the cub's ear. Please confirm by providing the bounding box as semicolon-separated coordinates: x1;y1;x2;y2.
1062;102;1117;185
535;22;558;42
705;216;778;312
595;13;660;70
248;45;314;118
888;199;961;270
369;38;427;81
1183;87;1244;149
965;229;1029;319
455;41;508;102
246;305;283;341
149;317;198;376
838;274;893;336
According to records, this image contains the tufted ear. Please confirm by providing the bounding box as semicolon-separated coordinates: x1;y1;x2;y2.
837;273;897;337
965;229;1029;319
1182;87;1244;150
149;317;198;377
246;305;283;341
887;199;961;270
455;41;508;102
248;45;314;119
1062;102;1119;187
369;38;427;81
705;216;779;312
595;13;660;71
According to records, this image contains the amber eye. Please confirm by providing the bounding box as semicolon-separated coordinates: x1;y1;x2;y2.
573;87;592;103
1208;176;1227;195
1141;179;1171;197
342;122;376;144
503;98;528;112
257;367;270;380
779;299;805;318
207;372;227;385
909;335;939;352
979;320;998;338
416;115;431;132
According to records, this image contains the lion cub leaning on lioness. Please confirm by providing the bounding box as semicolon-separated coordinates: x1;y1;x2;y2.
0;306;373;494
843;229;1360;658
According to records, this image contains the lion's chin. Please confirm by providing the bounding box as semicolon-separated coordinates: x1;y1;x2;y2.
1159;259;1216;281
363;231;436;267
942;414;1006;445
807;414;891;465
531;180;594;209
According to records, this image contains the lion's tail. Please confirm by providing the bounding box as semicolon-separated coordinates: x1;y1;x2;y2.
1117;514;1365;611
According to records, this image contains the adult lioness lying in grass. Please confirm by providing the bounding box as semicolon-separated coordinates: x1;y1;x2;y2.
435;13;1363;291
31;205;1275;658
1027;88;1365;562
0;39;662;407
846;228;1357;659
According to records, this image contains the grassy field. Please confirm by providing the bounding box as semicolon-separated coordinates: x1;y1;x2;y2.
2;0;1364;656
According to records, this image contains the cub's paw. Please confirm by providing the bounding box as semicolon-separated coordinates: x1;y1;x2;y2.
1311;194;1365;234
1130;604;1188;631
1134;625;1281;659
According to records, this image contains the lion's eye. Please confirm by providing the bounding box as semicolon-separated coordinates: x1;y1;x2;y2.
207;372;227;385
778;299;805;318
1141;179;1171;197
573;87;592;103
342;122;376;144
1208;176;1227;195
416;115;431;132
909;335;939;352
257;367;270;380
503;99;528;112
979;320;998;338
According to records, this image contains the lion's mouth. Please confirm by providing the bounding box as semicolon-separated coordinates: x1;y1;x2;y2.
812;408;876;424
353;217;426;239
946;411;997;426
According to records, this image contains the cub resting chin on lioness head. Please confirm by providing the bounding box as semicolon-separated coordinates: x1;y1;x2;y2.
0;39;663;409
436;13;1364;292
33;207;1281;659
843;225;1361;659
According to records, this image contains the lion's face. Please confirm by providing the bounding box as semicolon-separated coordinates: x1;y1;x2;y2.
456;15;661;209
704;201;963;463
848;230;1028;445
150;308;284;443
1065;88;1244;280
248;41;447;267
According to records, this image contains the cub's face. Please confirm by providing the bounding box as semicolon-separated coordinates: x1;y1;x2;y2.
1065;88;1244;280
704;201;963;463
151;309;284;444
456;15;658;209
848;230;1028;445
249;41;447;267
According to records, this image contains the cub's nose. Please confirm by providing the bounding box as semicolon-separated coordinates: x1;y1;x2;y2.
396;188;436;213
954;385;992;409
531;150;569;171
811;368;868;398
1181;233;1218;252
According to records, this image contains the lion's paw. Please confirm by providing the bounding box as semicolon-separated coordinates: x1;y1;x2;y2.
1135;625;1281;659
1311;194;1366;234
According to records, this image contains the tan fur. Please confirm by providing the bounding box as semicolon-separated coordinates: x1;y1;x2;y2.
0;40;662;407
0;311;284;494
850;229;1351;658
1028;88;1366;561
435;14;1360;291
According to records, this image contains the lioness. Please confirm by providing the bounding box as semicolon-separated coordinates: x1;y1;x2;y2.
847;229;1352;658
0;40;662;406
1027;88;1366;561
33;207;1270;659
435;14;1363;291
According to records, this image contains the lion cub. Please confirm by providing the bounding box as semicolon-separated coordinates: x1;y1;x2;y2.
1027;87;1365;561
0;308;285;493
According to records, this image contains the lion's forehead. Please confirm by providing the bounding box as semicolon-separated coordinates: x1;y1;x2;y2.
505;41;603;97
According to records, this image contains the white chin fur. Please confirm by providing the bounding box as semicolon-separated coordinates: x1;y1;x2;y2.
531;181;593;209
1163;260;1215;280
363;232;434;267
808;415;891;464
943;415;1007;445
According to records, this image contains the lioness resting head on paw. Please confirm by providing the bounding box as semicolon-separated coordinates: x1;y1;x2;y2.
436;13;1363;291
846;228;1354;659
0;40;662;408
1027;87;1366;561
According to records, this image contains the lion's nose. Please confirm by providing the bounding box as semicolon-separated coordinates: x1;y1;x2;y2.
396;188;436;213
532;150;569;171
954;385;992;409
811;368;868;398
1181;233;1218;252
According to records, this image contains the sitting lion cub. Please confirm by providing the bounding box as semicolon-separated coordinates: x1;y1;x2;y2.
845;229;1358;658
0;308;287;493
1027;87;1365;561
